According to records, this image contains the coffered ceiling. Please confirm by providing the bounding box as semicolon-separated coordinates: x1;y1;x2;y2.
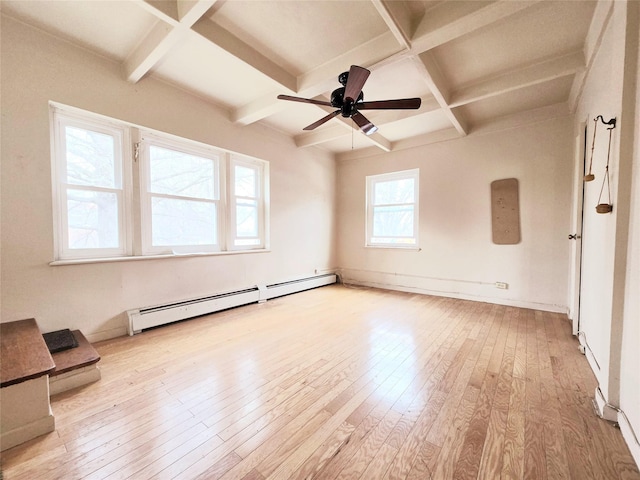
1;0;599;157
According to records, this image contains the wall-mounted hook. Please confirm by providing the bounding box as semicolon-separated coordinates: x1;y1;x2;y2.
595;115;616;129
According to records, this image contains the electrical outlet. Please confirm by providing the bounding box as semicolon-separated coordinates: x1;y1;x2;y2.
495;282;509;289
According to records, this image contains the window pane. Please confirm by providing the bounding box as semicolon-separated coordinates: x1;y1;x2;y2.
373;205;414;238
235;165;256;198
151;197;216;246
67;189;119;249
236;200;258;237
149;146;216;200
374;178;414;205
65;126;116;188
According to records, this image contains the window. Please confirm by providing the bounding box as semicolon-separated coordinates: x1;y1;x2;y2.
230;156;267;249
140;134;221;254
366;169;419;248
50;105;269;261
52;113;131;259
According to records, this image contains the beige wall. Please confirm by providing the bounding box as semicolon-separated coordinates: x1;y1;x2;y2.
574;0;639;464
336;116;574;312
0;16;337;341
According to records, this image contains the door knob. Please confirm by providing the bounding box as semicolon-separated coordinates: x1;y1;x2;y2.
568;234;581;240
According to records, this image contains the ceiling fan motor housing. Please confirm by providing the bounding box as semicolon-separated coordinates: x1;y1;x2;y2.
331;87;364;117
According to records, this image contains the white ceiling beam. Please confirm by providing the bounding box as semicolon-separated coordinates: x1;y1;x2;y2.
449;50;585;108
413;52;468;136
124;21;178;82
124;0;217;83
370;0;412;50
295;125;348;148
411;0;543;54
232;94;289;126
568;0;614;111
192;18;297;92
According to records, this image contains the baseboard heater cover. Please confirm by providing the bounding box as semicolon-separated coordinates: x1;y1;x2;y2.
127;274;336;335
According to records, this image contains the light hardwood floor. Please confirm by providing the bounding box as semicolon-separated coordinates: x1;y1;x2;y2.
2;285;639;479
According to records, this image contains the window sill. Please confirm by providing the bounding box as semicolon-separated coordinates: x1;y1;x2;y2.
49;249;271;266
365;245;421;251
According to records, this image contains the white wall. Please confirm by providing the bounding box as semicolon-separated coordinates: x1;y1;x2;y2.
0;16;337;341
574;0;639;464
336;115;574;312
619;0;640;465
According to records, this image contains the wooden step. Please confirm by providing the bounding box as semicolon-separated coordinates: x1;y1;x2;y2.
49;330;101;395
1;319;56;451
50;330;100;376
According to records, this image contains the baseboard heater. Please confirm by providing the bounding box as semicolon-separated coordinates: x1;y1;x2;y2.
127;273;336;335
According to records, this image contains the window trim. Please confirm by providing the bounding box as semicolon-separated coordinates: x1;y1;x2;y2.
138;131;225;255
365;168;420;249
51;110;133;260
49;103;269;263
229;155;268;251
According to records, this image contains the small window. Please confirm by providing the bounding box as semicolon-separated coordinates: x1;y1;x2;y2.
52;113;130;259
230;156;268;249
140;134;221;254
366;169;419;248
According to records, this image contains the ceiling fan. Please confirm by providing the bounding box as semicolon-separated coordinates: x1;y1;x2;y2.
277;65;421;136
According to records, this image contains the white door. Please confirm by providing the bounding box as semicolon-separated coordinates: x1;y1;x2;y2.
567;123;587;335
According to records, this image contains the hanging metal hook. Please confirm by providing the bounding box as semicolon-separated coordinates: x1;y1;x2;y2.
595;115;617;130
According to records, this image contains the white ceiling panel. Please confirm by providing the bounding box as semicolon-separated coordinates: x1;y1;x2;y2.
432;1;596;88
209;0;389;75
1;0;157;61
1;0;599;157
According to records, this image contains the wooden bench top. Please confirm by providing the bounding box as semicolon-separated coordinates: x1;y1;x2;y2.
1;318;55;388
51;330;100;376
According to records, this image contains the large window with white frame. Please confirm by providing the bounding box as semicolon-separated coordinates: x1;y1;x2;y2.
366;169;419;248
50;104;269;261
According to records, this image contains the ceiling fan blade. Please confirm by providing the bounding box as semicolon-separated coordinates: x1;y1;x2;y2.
277;94;332;107
303;110;341;131
358;98;422;110
351;111;378;136
344;65;370;103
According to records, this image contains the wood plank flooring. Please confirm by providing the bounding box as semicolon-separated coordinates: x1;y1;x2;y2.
2;285;639;479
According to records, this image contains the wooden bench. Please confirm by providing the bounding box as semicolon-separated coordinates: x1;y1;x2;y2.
49;330;101;395
1;320;102;451
0;319;56;451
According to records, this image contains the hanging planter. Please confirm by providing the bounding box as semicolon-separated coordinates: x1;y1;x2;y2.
595;116;616;214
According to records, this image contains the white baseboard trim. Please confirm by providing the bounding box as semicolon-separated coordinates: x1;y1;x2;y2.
592;386;640;469
340;277;567;313
594;386;618;421
619;410;640;469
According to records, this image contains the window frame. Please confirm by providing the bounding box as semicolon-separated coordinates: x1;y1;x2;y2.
138;131;224;255
51;109;133;260
365;168;420;249
229;155;268;251
50;103;269;263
